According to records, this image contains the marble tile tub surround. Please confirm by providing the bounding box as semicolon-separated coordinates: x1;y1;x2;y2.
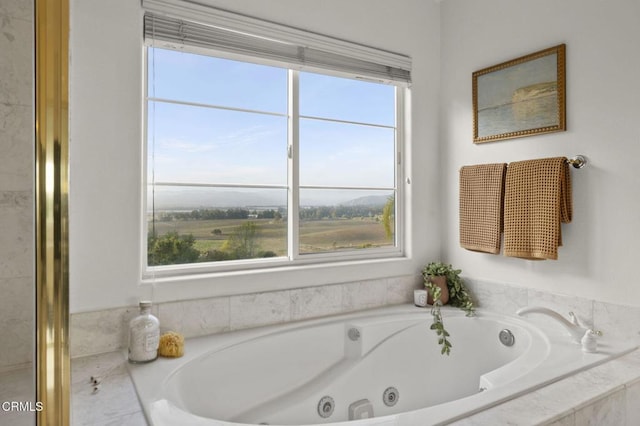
450;350;640;426
465;277;640;344
69;277;640;426
70;275;420;358
70;275;640;359
70;315;640;426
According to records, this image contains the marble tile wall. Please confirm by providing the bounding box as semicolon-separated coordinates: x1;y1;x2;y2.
465;278;640;344
0;3;35;425
70;275;421;358
0;0;34;373
0;367;36;426
70;275;640;359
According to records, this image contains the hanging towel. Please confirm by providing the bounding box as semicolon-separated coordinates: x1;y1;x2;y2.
459;163;507;254
503;157;572;260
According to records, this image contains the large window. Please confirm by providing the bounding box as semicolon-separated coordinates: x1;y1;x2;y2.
143;6;409;274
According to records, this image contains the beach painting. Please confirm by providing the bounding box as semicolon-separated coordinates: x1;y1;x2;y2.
473;44;566;143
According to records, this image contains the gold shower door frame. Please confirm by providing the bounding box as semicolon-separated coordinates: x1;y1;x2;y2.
35;0;70;424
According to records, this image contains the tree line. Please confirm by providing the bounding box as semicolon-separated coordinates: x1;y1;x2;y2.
147;221;278;266
155;204;386;222
156;208;282;221
148;197;395;266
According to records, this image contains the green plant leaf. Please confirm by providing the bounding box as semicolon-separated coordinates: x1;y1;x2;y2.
423;261;476;356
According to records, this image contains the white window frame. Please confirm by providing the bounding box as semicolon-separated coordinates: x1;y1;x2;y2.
141;1;410;280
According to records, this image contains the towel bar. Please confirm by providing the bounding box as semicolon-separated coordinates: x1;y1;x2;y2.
504;155;587;169
566;155;587;169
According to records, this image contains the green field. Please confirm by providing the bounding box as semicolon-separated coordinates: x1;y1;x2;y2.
299;218;389;253
150;216;392;256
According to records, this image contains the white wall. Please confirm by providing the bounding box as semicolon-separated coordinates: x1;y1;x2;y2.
68;0;640;312
440;0;640;306
69;0;441;312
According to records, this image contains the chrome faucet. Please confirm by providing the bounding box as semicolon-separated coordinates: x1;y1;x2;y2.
516;306;589;343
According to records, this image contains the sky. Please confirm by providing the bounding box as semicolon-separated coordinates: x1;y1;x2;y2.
477;53;558;110
147;47;397;207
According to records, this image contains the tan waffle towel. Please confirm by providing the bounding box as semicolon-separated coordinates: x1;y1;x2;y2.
459;163;507;254
504;157;572;260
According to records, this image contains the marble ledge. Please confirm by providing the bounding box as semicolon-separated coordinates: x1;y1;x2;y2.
626;379;640;425
451;348;640;426
71;351;146;426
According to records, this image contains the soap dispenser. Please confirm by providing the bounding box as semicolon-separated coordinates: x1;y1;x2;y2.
128;301;160;363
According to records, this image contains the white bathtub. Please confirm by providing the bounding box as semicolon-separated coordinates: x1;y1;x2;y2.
128;305;635;426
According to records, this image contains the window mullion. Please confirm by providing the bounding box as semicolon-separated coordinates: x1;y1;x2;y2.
287;69;300;259
395;87;404;251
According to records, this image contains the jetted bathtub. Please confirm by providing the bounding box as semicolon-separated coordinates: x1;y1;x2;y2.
128;304;635;426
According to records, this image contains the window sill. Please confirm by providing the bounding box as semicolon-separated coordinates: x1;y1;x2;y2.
144;254;414;303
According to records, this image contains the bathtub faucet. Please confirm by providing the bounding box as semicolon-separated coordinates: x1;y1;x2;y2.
516;306;588;343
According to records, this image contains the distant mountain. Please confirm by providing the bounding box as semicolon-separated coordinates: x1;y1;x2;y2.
152;188;391;210
339;195;390;207
152;189;285;210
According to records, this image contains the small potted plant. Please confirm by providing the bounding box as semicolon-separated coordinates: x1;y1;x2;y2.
421;262;475;355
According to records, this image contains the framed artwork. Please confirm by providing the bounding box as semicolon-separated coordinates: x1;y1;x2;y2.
473;44;566;143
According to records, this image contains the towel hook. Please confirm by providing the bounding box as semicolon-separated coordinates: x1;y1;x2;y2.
567;155;587;169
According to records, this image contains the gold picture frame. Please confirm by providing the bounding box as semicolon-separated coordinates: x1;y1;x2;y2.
473;44;566;143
